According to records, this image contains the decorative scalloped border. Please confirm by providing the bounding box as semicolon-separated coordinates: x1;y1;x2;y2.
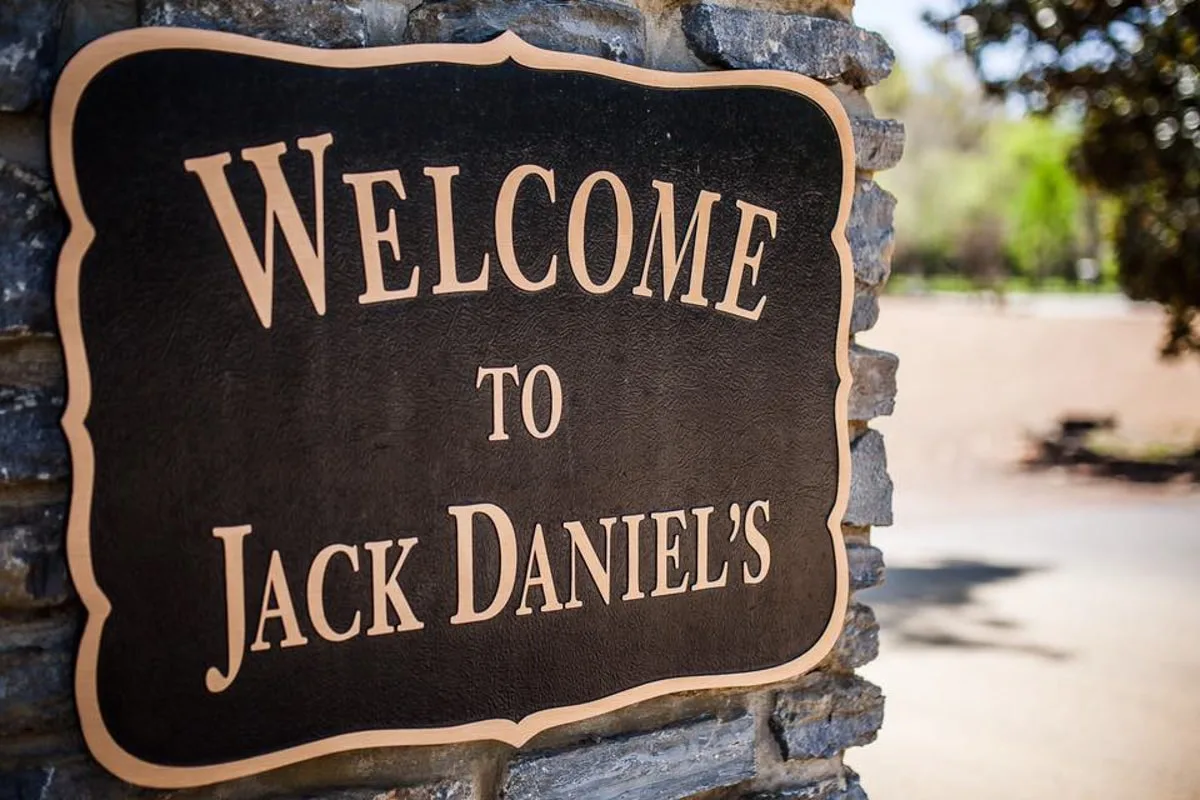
51;28;855;789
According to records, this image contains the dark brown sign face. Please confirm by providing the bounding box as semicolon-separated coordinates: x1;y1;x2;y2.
52;29;854;788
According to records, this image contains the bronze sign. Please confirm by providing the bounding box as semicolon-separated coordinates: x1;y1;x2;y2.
52;29;854;788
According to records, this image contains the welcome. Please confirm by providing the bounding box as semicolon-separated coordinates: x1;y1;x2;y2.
182;132;781;329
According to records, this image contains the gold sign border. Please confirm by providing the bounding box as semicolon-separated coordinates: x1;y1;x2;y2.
52;28;856;789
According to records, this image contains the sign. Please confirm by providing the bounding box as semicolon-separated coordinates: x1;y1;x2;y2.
52;29;854;788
